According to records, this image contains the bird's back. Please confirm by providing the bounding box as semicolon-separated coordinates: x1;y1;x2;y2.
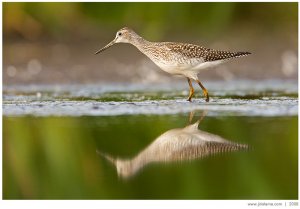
164;42;251;62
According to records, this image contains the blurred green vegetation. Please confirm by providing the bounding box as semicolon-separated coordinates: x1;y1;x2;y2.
3;115;298;199
3;2;297;41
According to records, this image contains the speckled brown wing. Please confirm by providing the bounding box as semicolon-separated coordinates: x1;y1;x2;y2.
165;42;210;59
169;141;249;161
165;42;251;62
204;50;251;62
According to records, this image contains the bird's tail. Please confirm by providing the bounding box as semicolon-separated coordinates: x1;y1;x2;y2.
233;51;251;58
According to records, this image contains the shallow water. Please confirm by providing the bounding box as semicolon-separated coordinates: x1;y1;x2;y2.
2;80;298;199
3;114;298;199
3;80;298;117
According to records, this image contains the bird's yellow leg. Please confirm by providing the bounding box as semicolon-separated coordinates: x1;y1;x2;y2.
196;80;209;102
187;78;195;102
198;110;208;124
188;110;195;123
189;110;208;124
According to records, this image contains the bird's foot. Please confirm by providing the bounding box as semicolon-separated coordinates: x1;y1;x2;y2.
203;90;209;102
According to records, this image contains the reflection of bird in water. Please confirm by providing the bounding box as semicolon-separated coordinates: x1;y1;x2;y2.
95;27;250;102
98;112;248;179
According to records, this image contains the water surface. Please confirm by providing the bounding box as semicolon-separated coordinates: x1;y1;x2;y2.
3;114;297;199
3;80;298;199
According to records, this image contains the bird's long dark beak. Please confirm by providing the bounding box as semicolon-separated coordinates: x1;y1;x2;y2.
96;150;116;164
94;39;116;54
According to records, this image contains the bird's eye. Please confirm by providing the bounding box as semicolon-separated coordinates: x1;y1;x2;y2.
118;32;122;36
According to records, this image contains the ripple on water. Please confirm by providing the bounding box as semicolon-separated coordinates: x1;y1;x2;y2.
2;97;298;117
3;80;298;117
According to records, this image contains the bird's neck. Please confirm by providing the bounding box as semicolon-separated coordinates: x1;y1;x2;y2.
130;35;151;52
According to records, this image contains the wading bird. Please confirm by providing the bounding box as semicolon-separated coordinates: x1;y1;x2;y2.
97;111;248;179
95;27;250;102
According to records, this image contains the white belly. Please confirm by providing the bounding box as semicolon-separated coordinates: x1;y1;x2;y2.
156;62;183;75
152;59;224;80
190;60;225;71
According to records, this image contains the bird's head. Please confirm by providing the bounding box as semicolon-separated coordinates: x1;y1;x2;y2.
95;27;137;54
